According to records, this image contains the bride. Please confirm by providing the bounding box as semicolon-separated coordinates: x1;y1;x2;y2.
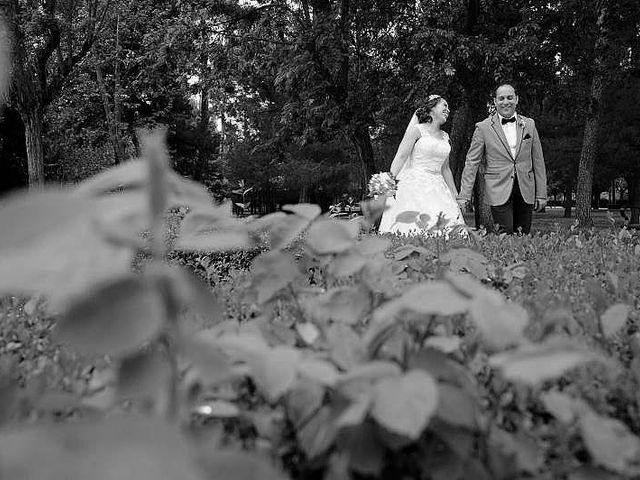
378;94;466;236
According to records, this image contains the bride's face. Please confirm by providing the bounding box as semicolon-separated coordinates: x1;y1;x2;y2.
430;99;450;124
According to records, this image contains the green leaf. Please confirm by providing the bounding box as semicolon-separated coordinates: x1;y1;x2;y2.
0;381;19;426
441;248;490;279
282;203;322;221
0;415;205;480
118;347;169;400
325;453;352;480
370;369;439;440
326;323;366;370
197;450;287;480
540;391;589;424
250;252;301;304
409;348;478;395
297;405;339;458
433;421;477;459
435;383;478;429
505;262;528;281
600;303;630;338
568;466;623;480
287;379;325;428
297;358;339;386
0;188;92;252
306;218;359;255
54;276;165;357
335;395;372;428
338;423;385;476
489;337;611;385
338;360;402;384
304;285;371;325
214;332;269;358
247;346;301;402
326;250;368;277
295;322;320;345
489;426;543;474
0;195;135;304
140;129;169;220
361;256;397;294
357;237;391;256
74;159;149;196
469;290;528;350
580;411;640;475
359;196;387;227
445;272;490;298
424;335;461;353
179;336;235;386
373;281;470;323
75;157;214;212
440;248;488;265
393;244;434;260
251;211;311;250
175;208;252;252
152;264;224;326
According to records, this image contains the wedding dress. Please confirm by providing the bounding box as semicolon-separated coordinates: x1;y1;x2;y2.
378;125;466;236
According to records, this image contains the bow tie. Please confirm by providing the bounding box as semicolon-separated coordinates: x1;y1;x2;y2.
501;116;516;125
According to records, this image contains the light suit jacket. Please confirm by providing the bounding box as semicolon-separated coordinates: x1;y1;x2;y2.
459;113;547;206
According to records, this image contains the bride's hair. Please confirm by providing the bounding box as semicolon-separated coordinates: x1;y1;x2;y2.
415;94;442;123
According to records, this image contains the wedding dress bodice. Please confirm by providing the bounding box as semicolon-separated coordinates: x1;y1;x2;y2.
398;126;451;180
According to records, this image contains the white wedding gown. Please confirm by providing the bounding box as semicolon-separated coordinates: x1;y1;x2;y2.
378;126;466;236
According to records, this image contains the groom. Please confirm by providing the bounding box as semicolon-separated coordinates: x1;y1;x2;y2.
457;84;547;234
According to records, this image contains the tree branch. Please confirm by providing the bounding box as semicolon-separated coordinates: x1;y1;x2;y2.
213;30;294;46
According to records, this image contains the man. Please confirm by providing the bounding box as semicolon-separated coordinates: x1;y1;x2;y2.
457;84;547;234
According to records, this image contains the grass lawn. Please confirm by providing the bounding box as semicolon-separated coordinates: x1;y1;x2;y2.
462;207;629;231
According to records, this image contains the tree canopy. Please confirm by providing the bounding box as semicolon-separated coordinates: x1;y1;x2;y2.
2;0;640;221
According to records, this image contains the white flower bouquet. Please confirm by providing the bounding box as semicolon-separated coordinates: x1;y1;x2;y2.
368;172;397;198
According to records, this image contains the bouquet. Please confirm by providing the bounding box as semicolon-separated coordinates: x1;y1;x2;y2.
368;171;397;198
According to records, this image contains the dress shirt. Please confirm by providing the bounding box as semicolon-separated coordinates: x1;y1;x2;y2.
498;113;518;158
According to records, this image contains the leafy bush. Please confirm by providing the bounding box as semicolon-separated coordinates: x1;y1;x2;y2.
168;248;266;285
1;131;640;480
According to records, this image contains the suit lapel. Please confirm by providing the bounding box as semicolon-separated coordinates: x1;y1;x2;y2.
490;114;514;160
514;115;525;159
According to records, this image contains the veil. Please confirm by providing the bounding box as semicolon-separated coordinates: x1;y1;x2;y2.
394;110;420;180
394;95;441;179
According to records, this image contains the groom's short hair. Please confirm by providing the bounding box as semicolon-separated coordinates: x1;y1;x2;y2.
494;83;518;98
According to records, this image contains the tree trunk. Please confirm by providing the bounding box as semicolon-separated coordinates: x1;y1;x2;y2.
95;63;125;165
112;13;125;164
575;112;602;227
199;87;210;131
449;98;473;190
21;109;45;186
575;5;608;228
0;16;9;99
299;184;310;203
349;123;376;190
563;183;573;218
628;174;640;224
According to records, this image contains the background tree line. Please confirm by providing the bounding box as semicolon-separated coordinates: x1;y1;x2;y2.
1;0;639;226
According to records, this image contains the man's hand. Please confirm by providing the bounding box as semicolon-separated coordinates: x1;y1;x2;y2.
456;198;468;210
534;198;547;212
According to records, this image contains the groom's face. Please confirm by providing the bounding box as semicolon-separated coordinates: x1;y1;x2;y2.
494;85;518;118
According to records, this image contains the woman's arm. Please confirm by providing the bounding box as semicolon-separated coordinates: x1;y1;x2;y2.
441;157;458;196
389;123;421;176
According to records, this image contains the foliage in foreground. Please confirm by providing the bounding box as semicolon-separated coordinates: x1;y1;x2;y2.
1;133;640;479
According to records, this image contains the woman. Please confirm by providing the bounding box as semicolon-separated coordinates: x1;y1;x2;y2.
378;95;466;236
